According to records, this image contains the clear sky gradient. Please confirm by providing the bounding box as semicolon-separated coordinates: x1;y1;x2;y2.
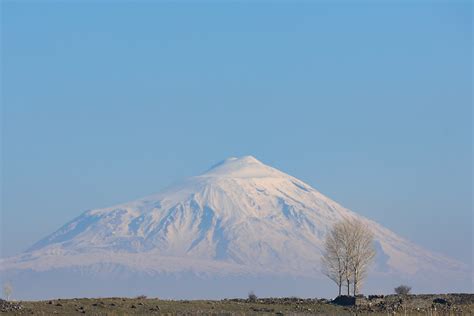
2;2;472;267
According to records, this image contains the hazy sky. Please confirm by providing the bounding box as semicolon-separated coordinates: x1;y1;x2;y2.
2;2;472;267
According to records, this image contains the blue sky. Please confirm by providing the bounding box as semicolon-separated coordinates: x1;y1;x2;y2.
1;1;472;266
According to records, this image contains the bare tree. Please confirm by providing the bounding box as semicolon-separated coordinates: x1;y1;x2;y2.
3;282;13;301
338;220;355;296
322;218;375;296
322;220;353;296
346;219;376;295
321;224;346;295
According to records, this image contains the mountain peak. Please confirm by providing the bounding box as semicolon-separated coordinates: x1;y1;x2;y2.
223;155;262;165
201;155;283;179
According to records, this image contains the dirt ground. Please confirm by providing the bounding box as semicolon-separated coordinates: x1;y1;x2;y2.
1;294;473;315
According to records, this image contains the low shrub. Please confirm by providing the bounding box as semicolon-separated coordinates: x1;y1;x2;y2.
394;285;411;295
248;291;257;302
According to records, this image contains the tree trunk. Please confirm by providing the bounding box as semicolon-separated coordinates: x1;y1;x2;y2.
338;277;342;296
353;271;357;296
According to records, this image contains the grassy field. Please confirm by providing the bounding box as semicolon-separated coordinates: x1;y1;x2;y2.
1;294;473;315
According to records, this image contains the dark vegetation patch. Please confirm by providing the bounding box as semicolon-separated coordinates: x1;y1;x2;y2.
332;295;356;306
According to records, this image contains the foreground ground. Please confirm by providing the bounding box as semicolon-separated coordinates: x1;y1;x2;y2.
1;294;473;315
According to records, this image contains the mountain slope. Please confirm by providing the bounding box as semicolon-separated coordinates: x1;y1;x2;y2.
0;156;470;298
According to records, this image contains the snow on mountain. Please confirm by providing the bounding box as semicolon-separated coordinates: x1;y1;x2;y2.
0;156;470;298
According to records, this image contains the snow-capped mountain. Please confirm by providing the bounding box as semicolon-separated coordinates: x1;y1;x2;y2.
0;156;470;299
